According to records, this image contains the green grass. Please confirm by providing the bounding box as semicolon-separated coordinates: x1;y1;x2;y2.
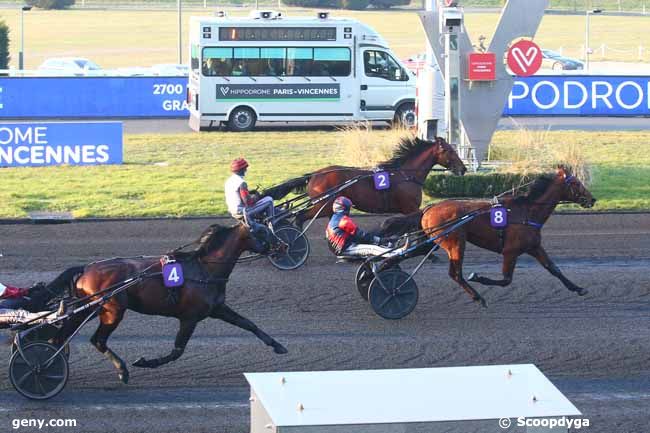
490;130;650;211
0;130;648;218
1;7;649;69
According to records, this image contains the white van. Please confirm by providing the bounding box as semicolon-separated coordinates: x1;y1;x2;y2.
187;11;415;131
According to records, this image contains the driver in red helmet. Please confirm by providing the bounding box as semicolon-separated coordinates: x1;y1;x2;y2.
225;158;275;226
0;282;51;330
326;196;402;257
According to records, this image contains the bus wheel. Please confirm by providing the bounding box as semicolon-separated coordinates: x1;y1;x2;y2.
393;102;416;129
228;107;256;132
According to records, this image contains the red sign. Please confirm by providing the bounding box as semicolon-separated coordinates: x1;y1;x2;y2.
468;52;496;81
506;39;542;77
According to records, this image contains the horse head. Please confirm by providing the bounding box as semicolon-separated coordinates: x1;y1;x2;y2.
556;166;596;208
431;137;467;176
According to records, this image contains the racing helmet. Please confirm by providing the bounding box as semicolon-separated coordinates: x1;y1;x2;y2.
332;196;353;214
230;158;249;173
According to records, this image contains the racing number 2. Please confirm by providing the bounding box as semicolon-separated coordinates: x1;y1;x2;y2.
373;172;390;191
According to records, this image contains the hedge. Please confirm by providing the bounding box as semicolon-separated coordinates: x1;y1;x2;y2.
0;19;8;71
26;0;75;10
282;0;408;9
424;173;543;198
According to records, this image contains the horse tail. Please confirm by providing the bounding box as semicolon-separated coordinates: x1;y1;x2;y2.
45;265;86;297
261;174;312;200
379;210;424;237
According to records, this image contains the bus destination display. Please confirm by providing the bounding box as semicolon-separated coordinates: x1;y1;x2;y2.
219;27;337;42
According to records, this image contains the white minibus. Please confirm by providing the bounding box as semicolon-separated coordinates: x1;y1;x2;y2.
187;10;415;131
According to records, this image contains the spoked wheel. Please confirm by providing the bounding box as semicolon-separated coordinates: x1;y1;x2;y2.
355;262;375;301
11;324;70;358
368;268;419;320
267;225;310;270
9;342;69;400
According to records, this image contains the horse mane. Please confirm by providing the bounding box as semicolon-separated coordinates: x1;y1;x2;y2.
512;173;556;204
193;223;237;257
379;137;435;169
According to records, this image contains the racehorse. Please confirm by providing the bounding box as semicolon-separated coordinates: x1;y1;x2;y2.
53;223;287;384
383;167;596;308
262;136;467;227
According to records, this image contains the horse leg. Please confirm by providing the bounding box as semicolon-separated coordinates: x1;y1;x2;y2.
90;310;130;384
468;254;518;287
528;246;588;296
443;236;488;308
210;304;288;354
132;319;198;369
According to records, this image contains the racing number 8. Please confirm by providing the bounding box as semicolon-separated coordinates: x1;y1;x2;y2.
493;210;504;224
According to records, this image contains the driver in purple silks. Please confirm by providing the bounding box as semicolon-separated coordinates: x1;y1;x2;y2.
326;196;405;258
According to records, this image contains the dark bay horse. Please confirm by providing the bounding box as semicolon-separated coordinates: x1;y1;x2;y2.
54;223;287;384
385;167;596;308
262;136;467;227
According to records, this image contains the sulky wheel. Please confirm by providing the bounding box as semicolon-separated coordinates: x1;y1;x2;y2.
355;262;374;301
11;324;70;359
9;342;69;400
267;225;310;271
368;268;419;320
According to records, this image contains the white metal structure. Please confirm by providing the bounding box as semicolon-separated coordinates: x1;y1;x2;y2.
246;364;581;433
187;11;416;131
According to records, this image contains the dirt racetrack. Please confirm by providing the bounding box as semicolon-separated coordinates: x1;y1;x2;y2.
1;213;649;433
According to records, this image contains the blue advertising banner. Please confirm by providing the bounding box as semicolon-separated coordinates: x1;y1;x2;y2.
505;76;650;116
1;76;649;118
0;77;189;118
0;122;123;167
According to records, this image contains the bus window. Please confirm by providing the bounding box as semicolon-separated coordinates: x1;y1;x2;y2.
260;47;286;76
286;48;313;76
233;48;261;76
203;47;233;76
313;48;350;77
364;50;408;81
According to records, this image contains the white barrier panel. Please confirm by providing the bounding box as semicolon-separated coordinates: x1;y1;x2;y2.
245;364;582;433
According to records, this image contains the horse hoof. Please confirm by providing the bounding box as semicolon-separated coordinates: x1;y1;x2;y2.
468;272;478;282
119;370;130;384
577;288;589;297
475;297;488;308
273;344;288;355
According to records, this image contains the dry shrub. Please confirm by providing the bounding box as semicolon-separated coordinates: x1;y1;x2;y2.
337;123;416;167
494;122;592;185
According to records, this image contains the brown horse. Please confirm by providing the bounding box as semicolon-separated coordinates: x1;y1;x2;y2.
53;223;287;384
385;167;596;308
262;136;467;227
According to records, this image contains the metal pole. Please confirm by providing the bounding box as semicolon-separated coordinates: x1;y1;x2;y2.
204;0;207;8
585;11;590;72
19;8;24;70
177;0;182;64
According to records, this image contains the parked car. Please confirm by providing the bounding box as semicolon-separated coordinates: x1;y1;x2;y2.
151;64;189;76
37;57;105;76
541;50;584;71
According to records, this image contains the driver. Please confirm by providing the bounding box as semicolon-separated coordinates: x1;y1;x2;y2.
225;158;275;229
0;282;51;330
326;196;403;257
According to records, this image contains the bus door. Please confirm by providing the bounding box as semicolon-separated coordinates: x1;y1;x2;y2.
359;49;410;120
